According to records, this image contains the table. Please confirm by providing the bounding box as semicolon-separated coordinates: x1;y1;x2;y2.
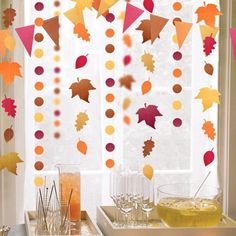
8;224;26;236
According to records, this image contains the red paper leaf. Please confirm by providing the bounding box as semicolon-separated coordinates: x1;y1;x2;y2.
203;149;215;166
1;96;16;118
203;35;216;56
123;55;131;66
143;0;154;13
75;54;88;69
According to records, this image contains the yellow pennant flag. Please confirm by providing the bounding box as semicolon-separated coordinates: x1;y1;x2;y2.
97;0;119;17
64;7;84;25
175;21;193;49
199;25;219;40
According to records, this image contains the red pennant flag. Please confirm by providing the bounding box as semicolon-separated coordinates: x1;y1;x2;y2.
230;28;236;59
15;25;35;56
42;16;59;47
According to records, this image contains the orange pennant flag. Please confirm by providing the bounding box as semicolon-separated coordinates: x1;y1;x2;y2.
175;21;193;49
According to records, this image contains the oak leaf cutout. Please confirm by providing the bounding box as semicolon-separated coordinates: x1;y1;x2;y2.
75;112;89;131
2;5;16;28
1;96;17;118
0;152;23;175
119;75;135;90
4;126;14;142
143;137;155;157
141;52;155;72
203;35;216;56
195;87;221;112
0;61;22;85
74;23;90;41
202;120;216;141
69;78;96;103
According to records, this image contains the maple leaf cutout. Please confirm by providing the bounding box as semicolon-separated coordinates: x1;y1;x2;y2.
0;152;23;175
119;75;135;90
2;96;17;118
203;35;216;56
2;5;16;28
143;137;155;157
202;120;216;141
0;61;22;85
74;23;90;41
69;78;96;103
195;3;222;28
136;103;162;129
75;112;89;131
141;52;155;72
195;87;221;112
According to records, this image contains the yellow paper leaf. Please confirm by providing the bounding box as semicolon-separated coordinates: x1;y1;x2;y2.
75;112;89;131
0;29;10;57
4;35;16;51
141;52;155;73
143;164;153;180
0;152;23;175
122;97;131;110
195;87;221;112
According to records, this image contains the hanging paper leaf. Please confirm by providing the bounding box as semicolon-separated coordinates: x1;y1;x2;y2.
203;149;215;166
141;79;152;95
4;35;16;51
203;35;216;56
119;75;135;90
0;152;23;175
74;23;90;41
4;126;14;142
2;5;16;28
199;25;219;41
0;61;22;86
204;62;214;75
195;87;221;112
136;103;162;129
141;52;155;72
195;3;222;28
123;115;131;125
118;11;125;22
0;29;10;57
123;34;132;48
202;120;216;141
75;54;88;69
123;97;131;110
143;137;155;157
75;112;89;131
143;164;153;180
69;78;96;103
1;96;17;118
77;139;87;155
123;55;132;66
143;0;154;13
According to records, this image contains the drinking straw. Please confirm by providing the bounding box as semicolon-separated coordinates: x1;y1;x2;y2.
194;171;211;198
46;185;54;215
53;180;60;205
61;189;73;228
39;188;48;231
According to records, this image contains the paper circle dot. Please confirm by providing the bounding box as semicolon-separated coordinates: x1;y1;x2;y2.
173;2;182;11
54;120;61;127
54;77;61;84
35;161;44;171
105;125;115;135
105;44;115;53
54;88;60;94
105;61;115;70
105;13;115;23
54;67;61;73
106;78;115;87
54;55;60;62
35;130;44;139
173;84;182;93
34;97;44;106
53;98;61;105
105;109;115;118
54;1;60;7
173;68;182;78
34;176;44;186
54;110;61;116
54;11;60;16
106;93;115;102
54;132;61;139
173;51;182;61
35;2;44;11
35;17;44;26
106;159;115;168
173;118;182;127
35;82;44;91
172;100;182;110
35;66;44;75
173;17;182;26
35;146;44;155
34;49;44;58
172;34;178;44
34;113;44;122
106;143;115;152
106;28;115;37
35;33;44;42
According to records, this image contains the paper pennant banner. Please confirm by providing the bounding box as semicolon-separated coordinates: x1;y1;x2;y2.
230;28;236;59
175;21;192;49
64;7;84;25
15;25;35;56
199;25;219;41
42;16;60;47
0;29;11;57
123;3;144;32
97;0;119;17
93;0;109;17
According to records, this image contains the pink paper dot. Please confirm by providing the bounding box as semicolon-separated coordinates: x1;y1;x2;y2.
54;67;61;73
106;143;115;152
54;110;61;116
35;130;44;139
173;118;182;127
106;78;115;87
173;51;182;61
106;13;115;23
34;66;44;75
35;2;44;11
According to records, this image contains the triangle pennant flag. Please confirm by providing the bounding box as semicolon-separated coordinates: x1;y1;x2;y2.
150;14;169;44
123;3;144;33
15;25;35;56
0;29;11;57
230;28;236;59
175;21;193;49
42;16;60;47
199;25;219;41
97;0;119;17
64;7;84;25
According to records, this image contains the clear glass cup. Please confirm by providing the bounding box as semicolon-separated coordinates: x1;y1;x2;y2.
157;183;223;227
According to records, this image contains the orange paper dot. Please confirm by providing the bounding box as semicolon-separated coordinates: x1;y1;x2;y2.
35;146;44;155
106;159;115;168
173;68;182;78
35;82;44;90
173;2;182;11
54;120;61;127
54;77;61;84
106;93;115;102
106;28;115;37
34;176;44;186
35;17;44;26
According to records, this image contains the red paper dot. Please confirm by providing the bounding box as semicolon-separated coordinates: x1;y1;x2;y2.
106;143;115;152
54;110;61;116
34;66;44;75
106;78;115;87
105;13;115;23
54;67;61;73
173;51;182;60
173;118;182;127
35;130;44;139
35;2;44;11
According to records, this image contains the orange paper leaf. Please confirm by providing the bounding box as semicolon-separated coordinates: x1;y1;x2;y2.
141;79;152;95
202;120;216;140
77;140;87;155
74;23;90;41
123;34;132;48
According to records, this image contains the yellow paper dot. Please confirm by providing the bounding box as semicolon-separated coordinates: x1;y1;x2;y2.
54;55;61;62
34;176;44;186
172;34;178;44
34;49;44;58
54;10;60;16
53;98;61;105
172;100;182;110
105;60;115;70
34;113;44;122
105;125;115;135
